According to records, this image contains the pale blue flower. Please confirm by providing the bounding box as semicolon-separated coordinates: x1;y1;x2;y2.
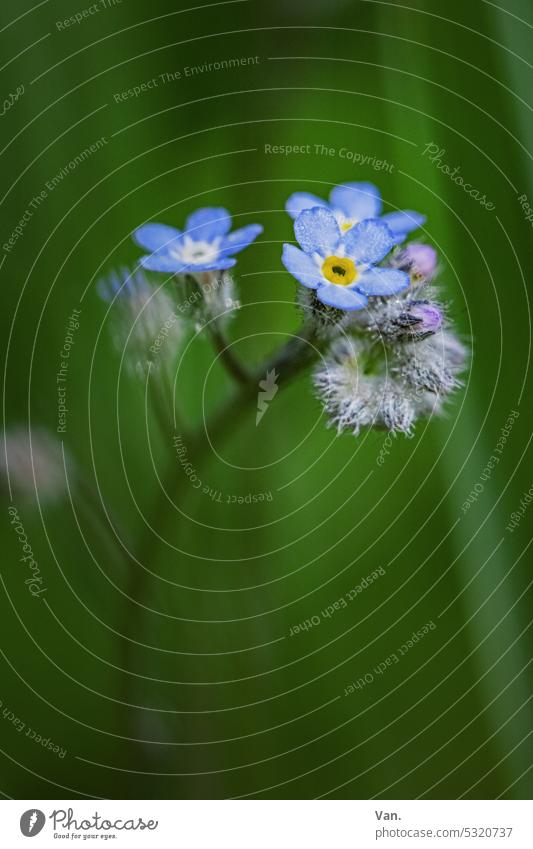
282;207;409;311
133;208;263;273
286;182;425;245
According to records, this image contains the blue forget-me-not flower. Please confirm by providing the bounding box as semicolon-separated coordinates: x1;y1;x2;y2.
282;206;410;311
133;208;263;274
286;182;425;245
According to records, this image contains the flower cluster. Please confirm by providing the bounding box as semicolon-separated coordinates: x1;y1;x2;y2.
312;243;466;436
97;181;466;438
314;324;466;437
280;183;466;435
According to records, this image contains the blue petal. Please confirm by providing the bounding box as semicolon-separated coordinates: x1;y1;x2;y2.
220;224;263;256
140;253;185;273
282;244;323;289
188;258;236;272
185;207;232;241
294;207;340;254
98;268;150;302
133;223;181;251
140;253;235;273
329;182;382;220
381;210;426;236
285;192;329;219
342;219;394;264
316;283;368;311
97;270;123;302
356;267;410;296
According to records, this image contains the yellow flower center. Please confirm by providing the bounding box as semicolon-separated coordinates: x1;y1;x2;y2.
341;221;353;232
321;255;358;286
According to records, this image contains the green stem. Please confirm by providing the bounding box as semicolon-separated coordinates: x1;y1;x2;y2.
119;323;325;749
205;319;252;387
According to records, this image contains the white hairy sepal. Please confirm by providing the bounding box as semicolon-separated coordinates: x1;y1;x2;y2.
349;285;443;342
394;332;468;394
189;271;238;328
313;339;416;435
313;325;467;437
296;287;351;340
103;267;185;377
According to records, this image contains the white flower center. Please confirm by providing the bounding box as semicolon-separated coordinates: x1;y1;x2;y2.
334;210;359;232
174;235;221;266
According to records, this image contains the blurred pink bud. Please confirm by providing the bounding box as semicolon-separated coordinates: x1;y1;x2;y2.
409;302;443;334
1;427;68;503
399;243;438;280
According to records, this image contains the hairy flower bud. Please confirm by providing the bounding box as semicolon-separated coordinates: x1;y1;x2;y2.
395;331;467;394
297;287;351;339
194;270;240;328
389;300;443;342
314;319;467;437
380;387;416;434
352;288;444;343
313;340;417;435
394;243;438;282
98;267;184;376
408;302;443;334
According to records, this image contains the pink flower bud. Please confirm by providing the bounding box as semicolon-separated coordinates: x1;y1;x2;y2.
399;243;438;280
409;302;443;333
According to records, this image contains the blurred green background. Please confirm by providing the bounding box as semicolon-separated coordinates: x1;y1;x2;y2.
1;0;532;799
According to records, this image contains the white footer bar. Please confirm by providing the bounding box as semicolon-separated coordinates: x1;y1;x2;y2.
1;799;531;848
